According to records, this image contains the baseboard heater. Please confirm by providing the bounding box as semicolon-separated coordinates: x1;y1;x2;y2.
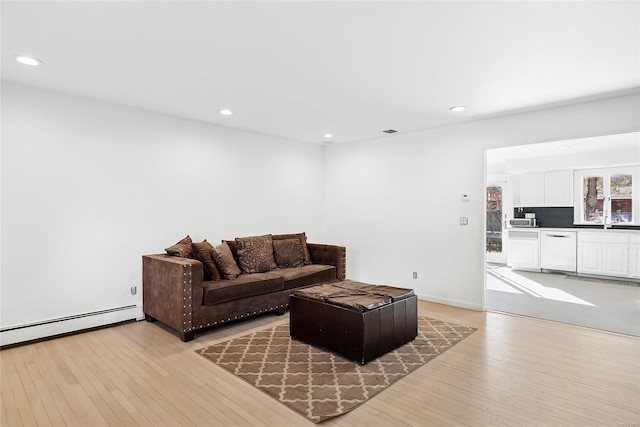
0;305;143;347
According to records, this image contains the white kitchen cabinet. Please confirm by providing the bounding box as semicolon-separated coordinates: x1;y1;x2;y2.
577;232;629;278
629;236;640;279
507;230;540;271
544;170;573;207
604;242;629;276
519;173;545;207
519;171;572;207
577;241;603;274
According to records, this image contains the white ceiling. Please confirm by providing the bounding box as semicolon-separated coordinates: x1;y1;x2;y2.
2;1;639;144
487;131;640;174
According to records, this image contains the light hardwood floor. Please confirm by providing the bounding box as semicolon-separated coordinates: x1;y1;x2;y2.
2;301;639;426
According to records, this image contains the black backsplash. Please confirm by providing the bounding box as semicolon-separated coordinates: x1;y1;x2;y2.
513;207;640;230
513;207;575;228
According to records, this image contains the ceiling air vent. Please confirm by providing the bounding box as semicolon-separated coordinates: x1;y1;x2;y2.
382;129;397;134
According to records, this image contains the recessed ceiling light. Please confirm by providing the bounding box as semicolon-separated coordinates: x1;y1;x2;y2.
558;145;571;149
219;109;233;116
15;55;42;66
323;133;333;138
449;106;466;112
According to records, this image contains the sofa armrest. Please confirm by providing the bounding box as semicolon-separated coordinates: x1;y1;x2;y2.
142;254;204;340
307;243;346;280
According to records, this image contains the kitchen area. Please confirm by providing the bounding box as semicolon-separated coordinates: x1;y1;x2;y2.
506;170;640;280
486;132;640;336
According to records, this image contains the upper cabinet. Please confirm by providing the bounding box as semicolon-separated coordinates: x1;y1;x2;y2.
544;171;574;206
519;170;573;207
519;173;545;206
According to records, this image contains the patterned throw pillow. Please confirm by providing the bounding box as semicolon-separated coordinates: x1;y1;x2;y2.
235;234;278;274
273;238;305;268
165;235;193;258
211;242;242;279
191;240;223;281
272;232;312;265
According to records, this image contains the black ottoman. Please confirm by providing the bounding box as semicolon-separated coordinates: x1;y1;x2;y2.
289;280;418;364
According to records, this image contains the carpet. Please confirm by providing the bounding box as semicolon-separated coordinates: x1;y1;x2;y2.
195;316;476;423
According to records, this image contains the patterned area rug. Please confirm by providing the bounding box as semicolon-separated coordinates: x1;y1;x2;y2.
196;316;476;423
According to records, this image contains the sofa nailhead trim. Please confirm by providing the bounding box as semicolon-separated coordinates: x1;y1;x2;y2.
181;264;193;335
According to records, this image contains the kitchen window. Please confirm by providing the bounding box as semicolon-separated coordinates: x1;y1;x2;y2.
574;166;638;225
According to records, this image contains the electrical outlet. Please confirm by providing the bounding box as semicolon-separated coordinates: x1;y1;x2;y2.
459;217;469;226
131;286;137;295
413;272;418;279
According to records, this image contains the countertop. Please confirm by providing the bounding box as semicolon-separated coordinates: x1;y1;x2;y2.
507;227;640;234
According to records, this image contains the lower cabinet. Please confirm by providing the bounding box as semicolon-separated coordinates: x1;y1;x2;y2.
577;232;630;278
577;240;602;274
506;229;639;279
603;242;629;276
630;236;640;279
507;230;540;271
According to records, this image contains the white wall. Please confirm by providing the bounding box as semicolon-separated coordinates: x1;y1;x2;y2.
1;82;325;336
323;94;640;310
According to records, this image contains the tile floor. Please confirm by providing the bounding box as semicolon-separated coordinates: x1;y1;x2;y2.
486;264;640;336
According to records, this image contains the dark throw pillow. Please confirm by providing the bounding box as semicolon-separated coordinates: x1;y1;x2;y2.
235;234;278;274
273;238;305;268
165;235;193;258
272;232;312;265
211;242;242;279
191;240;222;281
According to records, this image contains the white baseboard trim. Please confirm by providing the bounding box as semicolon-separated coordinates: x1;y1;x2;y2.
0;305;144;347
416;293;483;311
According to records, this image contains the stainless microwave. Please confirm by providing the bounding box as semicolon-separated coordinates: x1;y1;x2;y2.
509;218;538;228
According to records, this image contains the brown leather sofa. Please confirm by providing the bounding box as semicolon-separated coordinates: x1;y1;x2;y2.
143;242;346;341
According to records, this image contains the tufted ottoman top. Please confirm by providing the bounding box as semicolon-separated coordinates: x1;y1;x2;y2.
293;280;414;312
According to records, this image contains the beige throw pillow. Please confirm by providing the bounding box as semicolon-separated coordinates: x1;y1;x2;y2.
191;240;223;281
165;235;193;258
211;242;242;279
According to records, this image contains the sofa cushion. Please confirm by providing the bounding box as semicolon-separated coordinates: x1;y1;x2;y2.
273;238;305;268
191;240;222;281
165;235;193;258
235;234;278;274
272;232;312;265
202;271;284;305
211;242;242;279
279;264;337;290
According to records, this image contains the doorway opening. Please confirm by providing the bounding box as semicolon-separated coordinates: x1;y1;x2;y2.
484;135;640;336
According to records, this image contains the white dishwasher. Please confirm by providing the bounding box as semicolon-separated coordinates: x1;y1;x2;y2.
540;230;577;272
